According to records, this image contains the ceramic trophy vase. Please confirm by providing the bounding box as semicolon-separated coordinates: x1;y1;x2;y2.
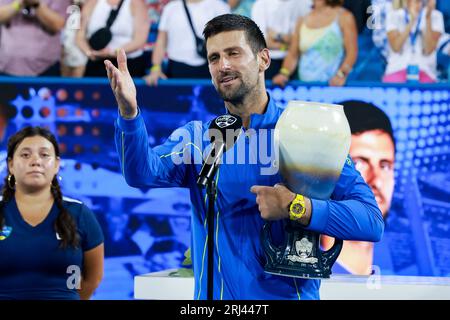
262;100;351;279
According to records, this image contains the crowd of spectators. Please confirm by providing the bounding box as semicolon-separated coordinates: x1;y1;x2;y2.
0;0;449;83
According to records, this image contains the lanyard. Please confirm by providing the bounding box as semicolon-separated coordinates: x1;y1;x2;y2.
404;9;423;49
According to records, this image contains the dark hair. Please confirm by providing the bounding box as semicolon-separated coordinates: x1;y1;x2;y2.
203;14;267;55
0;126;79;248
325;0;344;7
339;100;395;148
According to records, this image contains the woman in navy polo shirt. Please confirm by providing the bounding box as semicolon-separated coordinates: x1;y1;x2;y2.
0;126;104;300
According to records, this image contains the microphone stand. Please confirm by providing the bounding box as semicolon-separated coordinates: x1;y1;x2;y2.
197;113;242;300
198;145;221;300
205;178;216;300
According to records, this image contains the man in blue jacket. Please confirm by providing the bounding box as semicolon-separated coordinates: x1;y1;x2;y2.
105;14;384;300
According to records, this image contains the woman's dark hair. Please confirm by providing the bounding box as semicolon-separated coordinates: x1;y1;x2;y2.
203;14;267;56
325;0;344;7
0;126;79;248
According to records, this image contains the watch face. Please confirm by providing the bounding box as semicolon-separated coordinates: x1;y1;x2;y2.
292;203;304;214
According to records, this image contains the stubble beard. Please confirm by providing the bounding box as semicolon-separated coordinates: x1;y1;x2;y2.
217;75;259;106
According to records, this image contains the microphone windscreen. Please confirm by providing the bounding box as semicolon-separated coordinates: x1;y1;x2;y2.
208;114;243;151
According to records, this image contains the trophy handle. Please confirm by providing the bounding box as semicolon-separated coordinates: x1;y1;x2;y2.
321;237;343;269
261;222;278;265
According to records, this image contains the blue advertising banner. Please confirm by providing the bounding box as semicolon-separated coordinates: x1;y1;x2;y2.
0;78;449;299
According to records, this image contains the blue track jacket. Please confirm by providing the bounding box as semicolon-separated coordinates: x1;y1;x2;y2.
114;94;384;300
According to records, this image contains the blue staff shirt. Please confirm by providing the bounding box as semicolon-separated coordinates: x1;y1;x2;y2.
0;196;104;300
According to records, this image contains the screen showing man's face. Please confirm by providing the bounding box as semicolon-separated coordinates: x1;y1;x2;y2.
350;129;395;218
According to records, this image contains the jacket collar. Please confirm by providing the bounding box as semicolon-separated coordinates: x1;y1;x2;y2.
225;92;282;130
249;93;282;130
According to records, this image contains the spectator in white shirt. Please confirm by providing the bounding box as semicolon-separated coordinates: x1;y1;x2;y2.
144;0;229;85
383;0;444;83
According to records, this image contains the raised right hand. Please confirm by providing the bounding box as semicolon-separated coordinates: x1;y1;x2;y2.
104;49;138;119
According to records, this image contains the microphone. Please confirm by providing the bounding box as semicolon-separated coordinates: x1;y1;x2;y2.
197;114;243;187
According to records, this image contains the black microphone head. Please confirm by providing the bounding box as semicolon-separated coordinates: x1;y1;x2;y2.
208;114;243;151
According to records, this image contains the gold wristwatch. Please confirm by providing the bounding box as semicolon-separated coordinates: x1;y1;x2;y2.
289;194;306;221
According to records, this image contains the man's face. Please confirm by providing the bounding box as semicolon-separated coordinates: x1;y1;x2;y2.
350;130;395;218
206;30;266;104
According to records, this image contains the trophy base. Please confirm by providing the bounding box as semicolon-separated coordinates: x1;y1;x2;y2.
264;265;331;280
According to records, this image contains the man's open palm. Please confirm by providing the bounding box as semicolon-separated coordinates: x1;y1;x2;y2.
104;49;138;119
